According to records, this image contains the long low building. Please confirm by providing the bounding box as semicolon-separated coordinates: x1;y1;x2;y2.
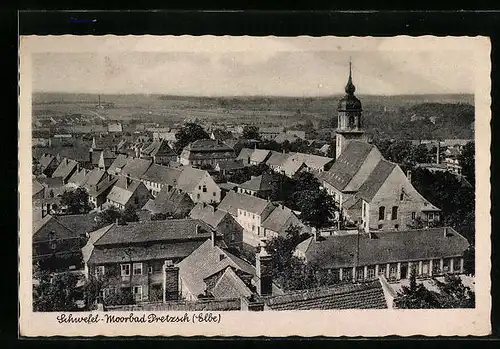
294;226;470;283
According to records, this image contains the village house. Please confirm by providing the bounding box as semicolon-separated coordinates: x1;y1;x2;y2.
91;134;121;153
265;150;292;172
176;166;222;204
260;204;309;239
140;139;177;165
294;227;469;283
90;149;117;171
82;219;215;302
140;164;182;197
120;157;153;181
210;129;234;142
236;173;275;198
105;176;152;211
259;126;285;140
33;179;45;200
189;203;244;252
107;154;130;176
37;153;60;177
214;159;246;175
142;186;195;219
33;214;93;271
273;132;303;144
87;176;118;211
217;191;275;247
179;139;236;167
51;157;79;184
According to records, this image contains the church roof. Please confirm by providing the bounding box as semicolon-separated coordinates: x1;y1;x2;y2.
357;160;397;202
320;141;375;191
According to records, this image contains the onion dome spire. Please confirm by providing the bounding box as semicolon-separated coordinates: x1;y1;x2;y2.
345;59;356;95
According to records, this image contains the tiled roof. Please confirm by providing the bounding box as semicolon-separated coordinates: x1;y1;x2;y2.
281;156;307;177
68;168;91;187
107;154;130;174
250;149;272;164
177;167;208;192
217;191;274;216
357;160;397;202
56;212;99;236
52;158;78;180
140;164;182;185
186;139;234;152
178;239;255;298
299;227;470;269
121;158;152;179
88;240;206;264
33;179;45;196
38;153;56;170
238;173;274;192
265;151;291;167
91;150;102;166
83;169;109;189
218;182;238;191
141;140;175;157
105;176;144;205
32;214;81;241
211;267;254;299
87;177;118;198
211;129;234;141
82;224;113;263
142;187;194;215
94;219;214;246
261;204;305;235
189;203;228;228
292;152;334;170
236;148;254;162
264;280;388;310
321;141;376;191
215;159;246;171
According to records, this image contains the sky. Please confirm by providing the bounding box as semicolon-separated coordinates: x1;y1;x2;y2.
30;36;476;96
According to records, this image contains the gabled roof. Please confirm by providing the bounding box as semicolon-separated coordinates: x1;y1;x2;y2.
265;151;291;167
143;187;194;215
211;129;234;141
87;177;118;198
186;139;233;152
291;152;334;170
106;177;143;205
281;156;308;177
236;148;254;162
211;267;254;299
121;158;152;179
261;204;305;235
32;214;82;241
38;153;57;170
83;168;109;189
320;141;376;191
141;140;175;157
189;203;229;228
264;280;388;310
217;191;274;216
357;159;397;202
215;159;246;171
33;179;45;197
68;168;91;187
298;227;470;269
250;149;272;164
56;212;99;236
140;164;182;185
94;218;214;246
82;224;113;263
177;239;255;298
52;158;78;180
107;154;130;174
177;167;209;192
238;173;274;192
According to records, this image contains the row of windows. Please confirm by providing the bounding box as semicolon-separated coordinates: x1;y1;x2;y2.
378;206;399;221
95;261;166;278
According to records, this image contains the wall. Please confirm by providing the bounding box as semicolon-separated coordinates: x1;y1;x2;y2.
217;215;244;251
365;166;438;231
125;182;153;210
188;173;221;204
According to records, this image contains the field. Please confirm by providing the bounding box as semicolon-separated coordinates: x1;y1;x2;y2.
32;93;475;140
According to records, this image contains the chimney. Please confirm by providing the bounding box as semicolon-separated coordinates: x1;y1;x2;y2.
162;260;179;302
406;170;412;183
126;176;132;188
210;229;216;247
256;242;273;296
436;141;440;164
312;226;319;241
444;227;451;237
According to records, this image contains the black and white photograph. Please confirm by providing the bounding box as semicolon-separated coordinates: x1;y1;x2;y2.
19;35;491;337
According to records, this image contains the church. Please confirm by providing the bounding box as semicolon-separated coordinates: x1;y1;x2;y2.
319;64;441;232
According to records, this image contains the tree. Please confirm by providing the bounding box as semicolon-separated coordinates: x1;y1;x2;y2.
93;206;123;230
433;274;475;308
242;125;260;140
122;206;139;223
394;267;442;309
174;122;209;153
60;188;93;214
104;288;135;306
150;212;167;221
33;270;81;312
458;141;475;185
294;189;337;228
292;171;321;193
81;276;108;310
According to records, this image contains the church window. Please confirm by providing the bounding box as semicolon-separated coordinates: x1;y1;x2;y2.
378;206;385;220
392;206;398;220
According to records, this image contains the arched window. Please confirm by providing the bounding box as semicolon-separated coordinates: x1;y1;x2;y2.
392;206;398;220
348;115;355;128
378;206;385;220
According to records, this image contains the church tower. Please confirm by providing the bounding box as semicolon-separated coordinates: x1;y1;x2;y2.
335;61;366;159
